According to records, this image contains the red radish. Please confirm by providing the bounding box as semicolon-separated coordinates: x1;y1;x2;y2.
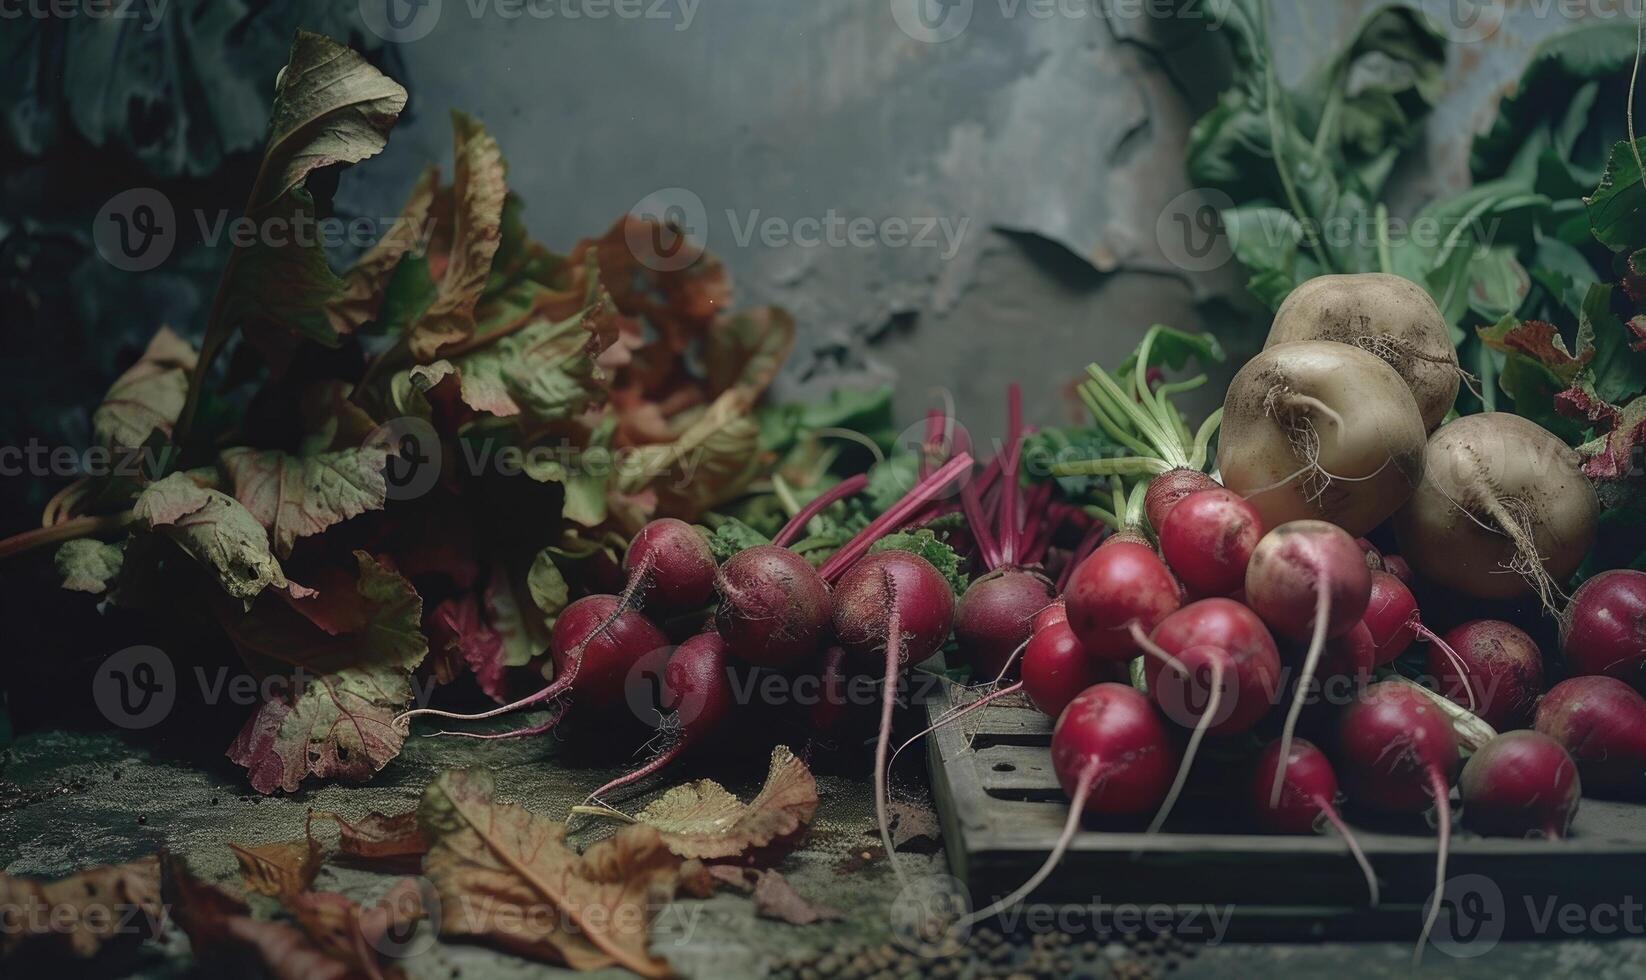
1157;488;1263;597
1382;554;1413;584
1144;468;1220;531
1032;598;1067;634
954;567;1056;679
1246;520;1373;804
832;549;956;887
1360;570;1417;665
584;630;733;801
1459;731;1580;839
1562;570;1646;691
1427;620;1544;731
1249;739;1379;905
395;594;668;736
956;683;1180;928
1534;676;1646;797
1278;622;1377;723
1065;541;1183;663
714;545;832;669
1335;680;1460;962
1022;620;1106;717
1132;598;1282;831
623;518;717;614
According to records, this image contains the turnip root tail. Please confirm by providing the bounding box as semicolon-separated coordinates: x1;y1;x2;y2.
1272;576;1330;806
875;602;909;892
1410;619;1476;713
1315;800;1380;906
1482;494;1567;614
1415;767;1453;966
957;759;1100;930
1356;334;1483;401
1264;387;1341;503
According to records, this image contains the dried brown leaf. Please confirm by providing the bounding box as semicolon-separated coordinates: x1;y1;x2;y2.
633;745;817;865
230;813;323;898
319;809;429;871
752;871;843;926
0;855;163;962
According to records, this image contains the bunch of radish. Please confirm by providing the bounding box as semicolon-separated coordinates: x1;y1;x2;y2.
956;278;1639;960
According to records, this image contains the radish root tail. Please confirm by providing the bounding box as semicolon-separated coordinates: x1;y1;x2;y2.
1272;575;1330;807
1410;619;1477;713
1414;768;1453;966
875;603;910;892
956;760;1100;930
1147;655;1223;835
1317;799;1380;907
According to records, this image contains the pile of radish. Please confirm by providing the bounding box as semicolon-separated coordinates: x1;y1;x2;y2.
392;273;1643;958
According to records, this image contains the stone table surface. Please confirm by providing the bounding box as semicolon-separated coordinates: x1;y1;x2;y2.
4;725;1645;980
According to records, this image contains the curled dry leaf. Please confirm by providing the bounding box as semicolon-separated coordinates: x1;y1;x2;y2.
0;855;164;962
230;813;324;898
631;745;818;865
752;871;844;926
167;857;424;980
418;767;699;978
92;326;197;452
319;809;429;871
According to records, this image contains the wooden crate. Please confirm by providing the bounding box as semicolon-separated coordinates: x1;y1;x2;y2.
923;684;1646;941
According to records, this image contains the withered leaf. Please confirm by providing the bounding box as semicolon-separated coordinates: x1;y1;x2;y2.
55;539;125;594
319;809;429;870
133;472;311;602
328;166;439;336
230;814;323;898
752;871;843;926
219;446;389;558
632;745;817;865
418;768;692;978
92;326;197;452
0;855;164;962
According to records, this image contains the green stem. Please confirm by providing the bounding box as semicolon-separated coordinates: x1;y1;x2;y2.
1375;203;1393;275
1190;409;1224;472
1477;344;1499;413
771;473;803;520
1262;4;1333;275
1050;457;1174;478
1077;384;1157;459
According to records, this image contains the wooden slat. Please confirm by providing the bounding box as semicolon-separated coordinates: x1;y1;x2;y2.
923;683;1646;940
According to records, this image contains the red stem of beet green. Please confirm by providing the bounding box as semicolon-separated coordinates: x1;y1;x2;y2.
584;738;688;802
1056;522;1105;593
820;454;974;584
772;474;870;548
1018;483;1053;564
998;386;1025;566
960;474;1002;570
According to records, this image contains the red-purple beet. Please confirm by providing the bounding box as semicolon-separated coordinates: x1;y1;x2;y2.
1249;739;1378;903
1459;731;1580;838
715;545;832;669
551;595;670;710
1335;680;1460;814
806;646;855;738
586;631;732;800
1535;676;1646;796
624;518;716;614
832;549;956;673
1360;570;1417;666
1143;468;1220;533
955;567;1055;678
1427;620;1544;731
1562;570;1646;691
1021;620;1105;718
